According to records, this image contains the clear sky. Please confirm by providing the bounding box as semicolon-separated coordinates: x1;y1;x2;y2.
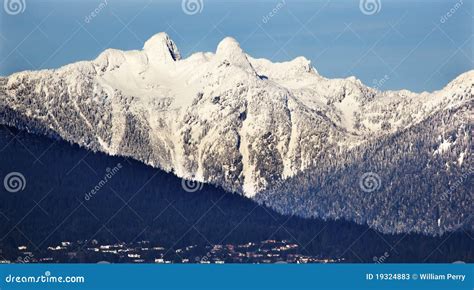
0;0;472;92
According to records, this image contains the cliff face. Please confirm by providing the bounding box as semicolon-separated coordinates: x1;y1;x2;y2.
1;32;472;235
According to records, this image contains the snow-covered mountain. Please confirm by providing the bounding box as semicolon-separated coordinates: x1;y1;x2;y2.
0;33;472;235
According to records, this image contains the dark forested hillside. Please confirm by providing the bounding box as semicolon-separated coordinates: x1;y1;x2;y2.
257;102;473;236
0;126;472;263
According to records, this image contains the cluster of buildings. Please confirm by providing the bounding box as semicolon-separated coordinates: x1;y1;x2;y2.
0;240;343;264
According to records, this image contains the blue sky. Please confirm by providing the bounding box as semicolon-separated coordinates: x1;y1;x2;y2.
0;0;472;92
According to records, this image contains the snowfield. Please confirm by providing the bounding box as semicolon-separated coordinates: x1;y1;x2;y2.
1;33;472;235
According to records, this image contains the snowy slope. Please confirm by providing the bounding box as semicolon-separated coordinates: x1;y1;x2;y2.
0;33;472;235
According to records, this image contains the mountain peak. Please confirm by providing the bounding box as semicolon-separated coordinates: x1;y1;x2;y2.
143;32;181;63
216;37;242;54
444;70;474;89
215;37;256;74
1;31;472;237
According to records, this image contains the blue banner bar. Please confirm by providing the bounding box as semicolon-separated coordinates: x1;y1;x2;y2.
0;264;472;290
